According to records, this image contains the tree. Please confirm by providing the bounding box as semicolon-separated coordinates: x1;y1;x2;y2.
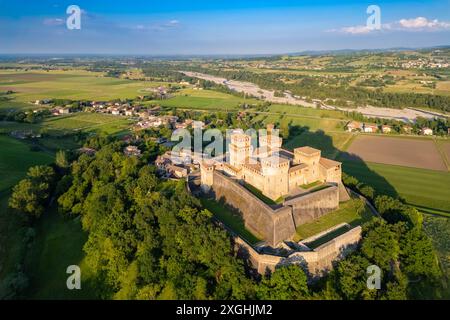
375;195;422;228
361;219;399;270
257;265;309;300
400;228;441;279
56;150;69;169
9;165;55;218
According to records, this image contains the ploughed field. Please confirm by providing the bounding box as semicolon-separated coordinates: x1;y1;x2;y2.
344;135;447;171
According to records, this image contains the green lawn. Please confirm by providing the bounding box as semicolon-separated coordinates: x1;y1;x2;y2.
0;135;54;299
24;210;96;299
341;159;450;214
304;225;351;249
294;198;374;242
200;198;262;245
0;135;54;193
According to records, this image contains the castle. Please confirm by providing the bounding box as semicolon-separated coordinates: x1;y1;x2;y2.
201;124;344;202
197;124;360;275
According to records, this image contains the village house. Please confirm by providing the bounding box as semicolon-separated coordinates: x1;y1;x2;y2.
175;119;194;130
53;107;70;115
155;151;194;179
77;147;97;156
363;123;378;133
123;145;142;157
381;125;392;134
403;125;413;134
421;127;433;136
346;121;362;132
167;165;188;179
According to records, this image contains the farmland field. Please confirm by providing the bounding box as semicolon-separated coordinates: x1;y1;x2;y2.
156;88;259;111
344;135;447;171
0;113;133;137
0;70;170;102
41;113;133;135
341;160;450;214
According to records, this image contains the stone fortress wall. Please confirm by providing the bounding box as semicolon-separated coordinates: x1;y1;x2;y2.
234;225;362;276
210;171;340;246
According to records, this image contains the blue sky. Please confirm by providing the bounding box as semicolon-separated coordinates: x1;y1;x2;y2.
0;0;449;54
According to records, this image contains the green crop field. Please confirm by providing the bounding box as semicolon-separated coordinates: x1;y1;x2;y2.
0;70;169;102
341;159;450;215
41;113;133;135
156;88;259;111
0;113;133;137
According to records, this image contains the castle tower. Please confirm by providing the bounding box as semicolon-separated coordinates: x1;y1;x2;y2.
294;147;321;183
260;155;290;200
200;161;214;193
259;124;282;155
229;131;252;168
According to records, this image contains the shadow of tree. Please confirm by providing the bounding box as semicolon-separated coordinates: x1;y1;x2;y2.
284;124;399;199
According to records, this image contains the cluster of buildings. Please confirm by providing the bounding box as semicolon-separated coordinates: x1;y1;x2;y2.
155;149;205;179
346;121;434;136
90;102;155;117
135;115;179;130
399;59;449;69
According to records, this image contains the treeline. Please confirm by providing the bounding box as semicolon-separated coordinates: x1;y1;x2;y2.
0;109;51;124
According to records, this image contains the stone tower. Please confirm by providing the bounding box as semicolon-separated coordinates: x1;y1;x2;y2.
259;124;282;154
229;131;252;168
200;161;214;193
260;156;290;200
294;147;321;183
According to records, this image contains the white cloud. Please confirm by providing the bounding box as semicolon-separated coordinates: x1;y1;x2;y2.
398;17;450;30
330;16;450;35
340;25;374;35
